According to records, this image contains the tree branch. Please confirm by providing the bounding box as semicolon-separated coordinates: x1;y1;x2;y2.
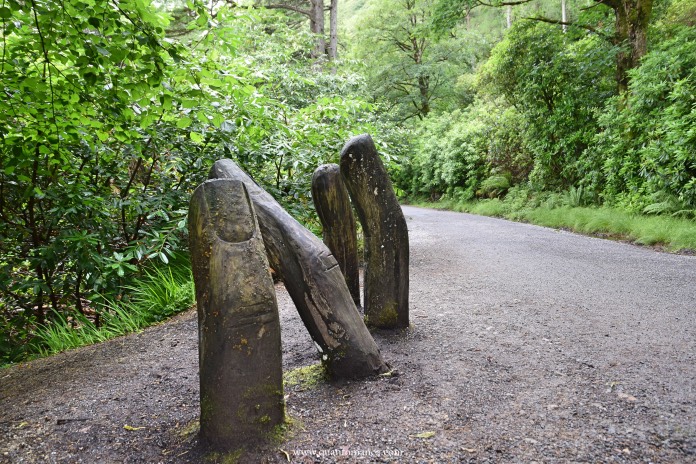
266;3;311;17
477;0;534;7
581;0;611;11
522;16;610;40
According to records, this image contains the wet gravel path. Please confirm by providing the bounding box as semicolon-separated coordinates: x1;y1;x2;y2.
1;206;695;463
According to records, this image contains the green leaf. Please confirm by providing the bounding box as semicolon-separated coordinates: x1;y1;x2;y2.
160;94;173;110
176;116;192;129
140;113;158;129
195;110;209;124
189;131;204;143
83;72;97;86
211;114;225;128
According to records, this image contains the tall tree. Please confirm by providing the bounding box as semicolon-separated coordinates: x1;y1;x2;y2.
262;0;339;59
350;0;471;121
602;0;652;92
432;0;654;92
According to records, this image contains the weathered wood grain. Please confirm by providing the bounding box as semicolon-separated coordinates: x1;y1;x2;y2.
340;134;409;329
189;179;284;450
312;163;361;309
210;160;389;379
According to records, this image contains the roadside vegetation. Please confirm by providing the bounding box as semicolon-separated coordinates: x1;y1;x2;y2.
34;254;194;358
413;190;696;253
2;0;694;365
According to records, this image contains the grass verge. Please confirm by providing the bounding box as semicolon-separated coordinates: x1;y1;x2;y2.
412;195;696;253
34;260;194;357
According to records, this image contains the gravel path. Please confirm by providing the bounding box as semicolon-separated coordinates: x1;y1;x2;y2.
1;206;695;463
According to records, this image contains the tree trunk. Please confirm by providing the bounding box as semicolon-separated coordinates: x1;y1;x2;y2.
310;0;326;59
328;0;338;60
603;0;653;93
264;0;335;61
312;164;361;309
561;0;567;33
418;75;430;118
340;134;409;330
210;159;389;379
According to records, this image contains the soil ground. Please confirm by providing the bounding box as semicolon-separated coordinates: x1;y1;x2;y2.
1;206;695;463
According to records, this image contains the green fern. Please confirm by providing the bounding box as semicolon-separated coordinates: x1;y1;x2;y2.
479;175;510;198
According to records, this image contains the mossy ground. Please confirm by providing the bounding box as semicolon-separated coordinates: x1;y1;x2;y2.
283;362;327;389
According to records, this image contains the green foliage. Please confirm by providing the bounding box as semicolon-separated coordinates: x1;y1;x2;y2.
585;26;696;211
642;192;695;219
479;21;615;189
347;0;480;121
430;0;472;33
660;0;696;26
0;0;201;360
563;186;588;208
399;20;618;201
398;97;531;199
34;256;194;357
479;174;510;198
402;107;488;198
1;1;403;363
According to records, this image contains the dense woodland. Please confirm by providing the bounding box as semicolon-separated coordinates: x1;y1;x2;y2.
1;0;694;363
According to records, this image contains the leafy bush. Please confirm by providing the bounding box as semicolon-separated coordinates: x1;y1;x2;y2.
35;256;194;357
402;98;531;199
0;2;404;363
586;26;696;211
404;108;487;198
661;0;696;26
642;192;696;219
402;21;614;200
0;0;202;360
478;21;615;190
479;175;510;198
564;186;588;208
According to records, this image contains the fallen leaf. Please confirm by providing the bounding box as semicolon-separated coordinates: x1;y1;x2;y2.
123;425;146;431
617;392;637;402
279;448;290;462
410;431;436;439
462;447;477;453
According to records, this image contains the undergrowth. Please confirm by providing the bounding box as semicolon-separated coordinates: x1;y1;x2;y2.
34;257;194;358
